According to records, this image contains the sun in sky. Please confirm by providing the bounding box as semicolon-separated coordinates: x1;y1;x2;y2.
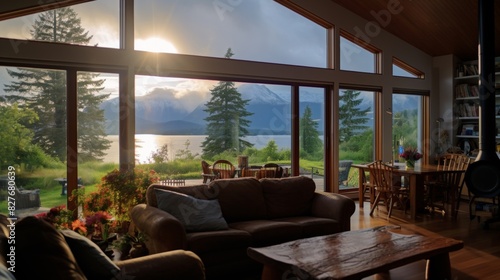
135;37;178;53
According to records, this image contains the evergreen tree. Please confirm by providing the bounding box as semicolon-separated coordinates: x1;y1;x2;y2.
201;49;253;158
4;7;110;162
300;106;323;157
339;90;371;143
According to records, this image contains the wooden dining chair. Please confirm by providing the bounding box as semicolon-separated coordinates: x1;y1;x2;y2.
263;163;283;178
426;153;471;216
368;160;409;219
212;159;236;179
201;160;216;184
257;167;276;179
240;166;259;177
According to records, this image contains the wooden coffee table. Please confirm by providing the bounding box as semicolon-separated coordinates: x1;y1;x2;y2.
247;226;463;280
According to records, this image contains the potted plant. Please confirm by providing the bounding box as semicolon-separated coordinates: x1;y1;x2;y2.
112;231;148;260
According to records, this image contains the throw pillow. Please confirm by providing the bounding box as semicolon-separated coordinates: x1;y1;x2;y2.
14;216;86;280
60;229;120;280
155;189;228;232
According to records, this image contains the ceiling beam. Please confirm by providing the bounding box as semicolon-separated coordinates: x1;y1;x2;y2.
0;0;94;21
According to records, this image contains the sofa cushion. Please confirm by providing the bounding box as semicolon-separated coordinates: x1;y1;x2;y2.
210;178;267;223
61;229;120;279
260;176;316;219
147;184;212;207
229;220;302;247
14;216;86;280
155;189;228;232
273;216;341;238
186;228;252;254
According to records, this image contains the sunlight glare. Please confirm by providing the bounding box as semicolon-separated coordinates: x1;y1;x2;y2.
135;37;178;53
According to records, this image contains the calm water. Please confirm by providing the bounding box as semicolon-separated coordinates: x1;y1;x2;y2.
103;134;293;163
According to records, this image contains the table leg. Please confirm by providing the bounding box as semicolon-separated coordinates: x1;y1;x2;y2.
261;265;310;280
425;253;451;280
358;170;365;208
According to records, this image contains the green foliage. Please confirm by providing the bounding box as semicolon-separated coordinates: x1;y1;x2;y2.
4;7;110;162
340;129;374;163
150;143;169;163
393;109;418;148
201;48;253;157
300;106;323;160
240;140;290;163
175;140;199;160
93;168;160;221
339;90;371;143
0;104;51;170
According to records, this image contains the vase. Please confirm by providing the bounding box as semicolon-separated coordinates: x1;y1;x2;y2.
405;159;415;170
129;243;148;259
91;237;109;252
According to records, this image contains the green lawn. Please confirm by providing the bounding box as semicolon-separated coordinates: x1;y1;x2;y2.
0;184;99;215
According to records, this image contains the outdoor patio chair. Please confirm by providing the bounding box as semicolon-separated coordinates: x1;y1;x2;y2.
15;187;41;209
212;159;236;179
263;163;283;178
338;160;353;189
201;160;216;184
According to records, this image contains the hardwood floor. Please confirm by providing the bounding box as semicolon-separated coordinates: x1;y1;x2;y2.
354;200;500;279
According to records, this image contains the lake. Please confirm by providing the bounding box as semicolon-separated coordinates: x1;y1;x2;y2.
103;134;294;163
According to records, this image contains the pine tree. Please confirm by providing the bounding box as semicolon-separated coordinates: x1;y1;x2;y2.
339;90;371;143
300;106;323;157
4;7;110;162
201;49;253;158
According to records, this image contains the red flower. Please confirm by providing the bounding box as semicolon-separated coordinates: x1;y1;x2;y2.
400;147;423;161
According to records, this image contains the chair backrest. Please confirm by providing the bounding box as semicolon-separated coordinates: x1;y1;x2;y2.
240;167;257;177
212;159;236;179
263;163;283;178
338;160;353;183
201;160;212;174
257;167;276;179
367;161;397;193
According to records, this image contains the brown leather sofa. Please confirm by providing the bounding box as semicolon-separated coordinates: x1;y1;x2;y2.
131;176;356;279
0;215;205;280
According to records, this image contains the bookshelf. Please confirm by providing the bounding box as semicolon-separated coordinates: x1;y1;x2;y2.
453;58;500;157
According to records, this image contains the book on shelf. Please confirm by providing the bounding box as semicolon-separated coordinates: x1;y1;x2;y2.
457;63;478;76
458;102;479;117
455;84;479;98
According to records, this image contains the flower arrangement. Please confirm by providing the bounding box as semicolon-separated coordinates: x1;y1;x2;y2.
36;205;87;235
399;147;423;161
400;147;422;169
36;205;115;240
85;211;114;241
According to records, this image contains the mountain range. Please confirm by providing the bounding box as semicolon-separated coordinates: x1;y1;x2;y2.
100;84;325;135
100;84;415;135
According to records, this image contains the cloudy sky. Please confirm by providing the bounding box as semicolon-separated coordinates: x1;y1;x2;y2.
0;0;386;106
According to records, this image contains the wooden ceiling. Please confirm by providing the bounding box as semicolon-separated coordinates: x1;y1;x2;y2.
330;0;500;60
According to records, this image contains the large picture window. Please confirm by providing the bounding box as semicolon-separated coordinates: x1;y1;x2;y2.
338;88;375;191
134;0;327;67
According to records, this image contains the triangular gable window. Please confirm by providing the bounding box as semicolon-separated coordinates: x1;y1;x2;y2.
340;30;381;74
393;57;424;79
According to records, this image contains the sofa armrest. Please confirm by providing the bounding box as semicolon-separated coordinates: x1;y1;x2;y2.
310;192;356;232
130;204;187;253
116;250;205;280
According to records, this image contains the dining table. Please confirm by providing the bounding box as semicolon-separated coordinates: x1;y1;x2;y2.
352;163;466;220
